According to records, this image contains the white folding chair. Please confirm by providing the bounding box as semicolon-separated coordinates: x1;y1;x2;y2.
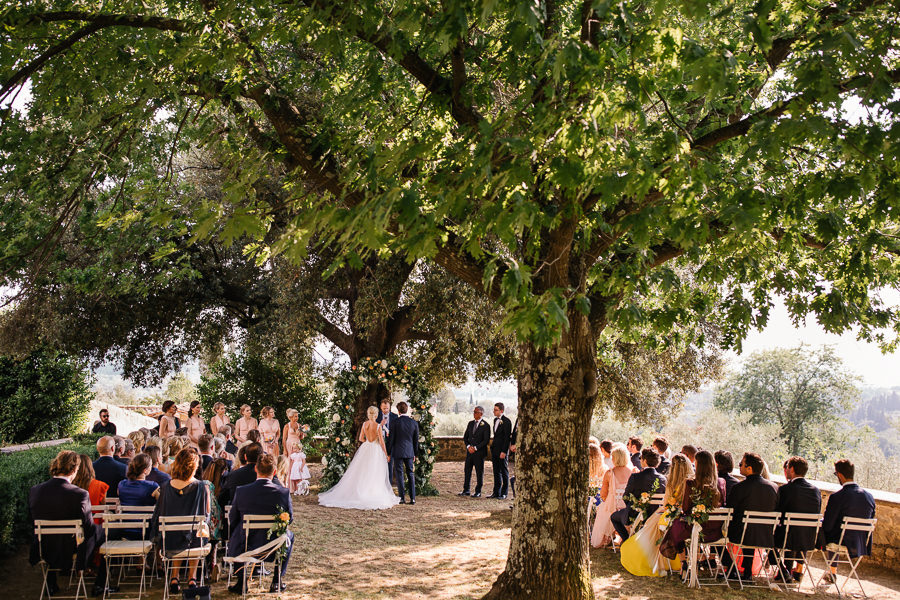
118;506;155;514
157;516;211;600
223;514;289;600
98;513;153;600
816;516;877;598
610;489;626;553
684;507;733;588
629;493;665;534
775;512;821;591
34;519;88;600
726;510;780;589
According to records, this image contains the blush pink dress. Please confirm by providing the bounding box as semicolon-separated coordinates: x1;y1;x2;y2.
258;417;281;455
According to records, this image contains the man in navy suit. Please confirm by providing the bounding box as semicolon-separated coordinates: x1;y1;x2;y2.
822;458;876;580
723;452;779;579
93;436;127;498
217;443;264;508
653;437;670;475
29;451;110;597
611;448;668;541
386;401;420;504
459;406;491;497
197;434;215;479
715;450;740;499
627;436;643;469
772;456;822;581
376;400;399;484
227;454;293;594
487;403;512;499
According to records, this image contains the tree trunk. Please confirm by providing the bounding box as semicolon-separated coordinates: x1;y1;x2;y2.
485;311;598;600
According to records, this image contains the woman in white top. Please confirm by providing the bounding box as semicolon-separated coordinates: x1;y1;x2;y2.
187;400;205;446
234;404;257;444
210;402;230;436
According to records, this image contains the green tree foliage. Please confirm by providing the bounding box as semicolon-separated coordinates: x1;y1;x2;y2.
0;349;94;445
195;352;328;431
714;345;861;456
2;0;899;597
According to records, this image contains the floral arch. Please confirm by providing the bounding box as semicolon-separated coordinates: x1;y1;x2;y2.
320;357;438;495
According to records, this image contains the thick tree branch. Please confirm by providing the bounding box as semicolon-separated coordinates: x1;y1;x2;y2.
314;311;355;356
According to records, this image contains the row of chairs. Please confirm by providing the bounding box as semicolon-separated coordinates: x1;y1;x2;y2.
684;508;877;598
36;502;290;600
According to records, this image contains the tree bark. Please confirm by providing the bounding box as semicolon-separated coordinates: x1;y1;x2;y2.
485;310;598;600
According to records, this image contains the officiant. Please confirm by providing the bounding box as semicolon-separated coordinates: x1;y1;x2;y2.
376;399;399;484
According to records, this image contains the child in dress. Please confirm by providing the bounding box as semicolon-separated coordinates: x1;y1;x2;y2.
289;442;310;495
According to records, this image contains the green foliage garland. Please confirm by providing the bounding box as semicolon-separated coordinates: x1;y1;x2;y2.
320;357;437;496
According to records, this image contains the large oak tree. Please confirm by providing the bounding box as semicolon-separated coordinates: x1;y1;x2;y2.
3;0;900;598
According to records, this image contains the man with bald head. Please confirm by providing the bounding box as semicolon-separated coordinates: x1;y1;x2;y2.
93;436;127;497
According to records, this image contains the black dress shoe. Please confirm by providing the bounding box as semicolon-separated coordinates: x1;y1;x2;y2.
46;582;60;596
472;492;482;497
458;491;471;496
268;581;287;593
486;494;499;499
410;499;416;505
92;585;119;597
399;499;407;504
499;495;508;499
227;582;244;595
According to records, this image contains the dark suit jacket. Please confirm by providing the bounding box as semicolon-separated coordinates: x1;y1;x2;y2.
93;456;127;498
147;468;171;487
115;456;131;467
726;474;779;546
822;483;876;557
775;477;822;552
622;468;667;515
463;419;491;458
657;456;671;475
197;454;214;479
719;470;740;500
227;479;293;557
218;463;258;508
387;415;419;459
28;478;99;569
375;411;399;434
490;415;512;458
225;440;238;456
630;452;641;469
510;419;518;446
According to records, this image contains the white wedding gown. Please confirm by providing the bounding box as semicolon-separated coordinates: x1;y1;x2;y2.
318;440;400;510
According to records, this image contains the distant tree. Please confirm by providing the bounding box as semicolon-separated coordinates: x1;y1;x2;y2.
434;388;458;413
715;346;860;456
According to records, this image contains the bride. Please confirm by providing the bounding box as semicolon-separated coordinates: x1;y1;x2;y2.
318;406;400;510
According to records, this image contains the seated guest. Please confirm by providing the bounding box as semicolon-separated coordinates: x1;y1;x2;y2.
112;436;126;464
145;446;172;486
217;442;264;508
627;436;643;469
219;424;239;456
715;450;740;499
202;458;229;575
212;436;234;470
93;436;127;498
73;453;109;520
150;448;210;594
660;450;725;566
680;445;698;466
600;440;614;470
197;434;215;479
588;444;605;489
118;454;160;508
611;448;667;542
162;437;185;473
652;437;670;475
591;445;632;547
29;451;110;597
92;409;117;435
724;452;778;579
772;456;821;582
821;459;876;582
227;454;293;594
128;431;145;455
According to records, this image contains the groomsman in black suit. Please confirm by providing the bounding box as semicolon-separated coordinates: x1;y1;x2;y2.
627;436;643;469
376;400;399;484
611;448;667;541
387;401;420;504
459;406;490;497
488;403;512;499
715;450;740;499
821;458;876;580
652;437;670;475
772;456;822;581
724;452;778;579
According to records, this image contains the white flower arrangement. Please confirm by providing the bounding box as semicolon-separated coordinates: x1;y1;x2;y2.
418;435;425;443
332;413;341;422
341;438;349;446
413;414;421;421
358;375;367;382
321;456;328;466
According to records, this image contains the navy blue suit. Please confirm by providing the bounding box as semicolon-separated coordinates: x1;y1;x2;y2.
387;415;419;501
822;483;876;557
93;456;127;498
227;478;293;582
611;467;667;541
376;410;399;484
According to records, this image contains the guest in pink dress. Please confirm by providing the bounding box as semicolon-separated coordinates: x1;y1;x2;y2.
258;406;281;456
591;444;632;547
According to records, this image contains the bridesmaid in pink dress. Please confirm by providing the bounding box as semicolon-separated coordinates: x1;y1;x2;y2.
258;406;281;456
234;404;258;444
591;445;633;547
210;402;230;436
187;400;206;447
282;408;303;456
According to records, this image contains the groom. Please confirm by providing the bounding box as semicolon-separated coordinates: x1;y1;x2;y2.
387;401;420;505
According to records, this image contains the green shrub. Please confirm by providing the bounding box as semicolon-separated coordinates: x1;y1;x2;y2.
0;349;94;445
196;353;328;434
0;440;99;554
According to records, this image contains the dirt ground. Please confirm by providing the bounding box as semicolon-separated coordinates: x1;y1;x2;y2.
4;461;900;599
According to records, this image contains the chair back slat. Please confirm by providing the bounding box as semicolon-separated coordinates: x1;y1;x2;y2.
34;519;84;536
119;505;155;513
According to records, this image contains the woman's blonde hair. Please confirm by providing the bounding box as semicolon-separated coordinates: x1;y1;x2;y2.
144;436;162;451
127;430;145;452
275;455;289;483
239;404;251;414
213;402;225;411
165;436;185;460
611;444;629;468
286;408;298;418
261;406;274;419
366;406;378;420
588;444;604;481
663;454;694;506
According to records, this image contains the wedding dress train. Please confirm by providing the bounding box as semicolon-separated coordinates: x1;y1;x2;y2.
317;440;400;510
